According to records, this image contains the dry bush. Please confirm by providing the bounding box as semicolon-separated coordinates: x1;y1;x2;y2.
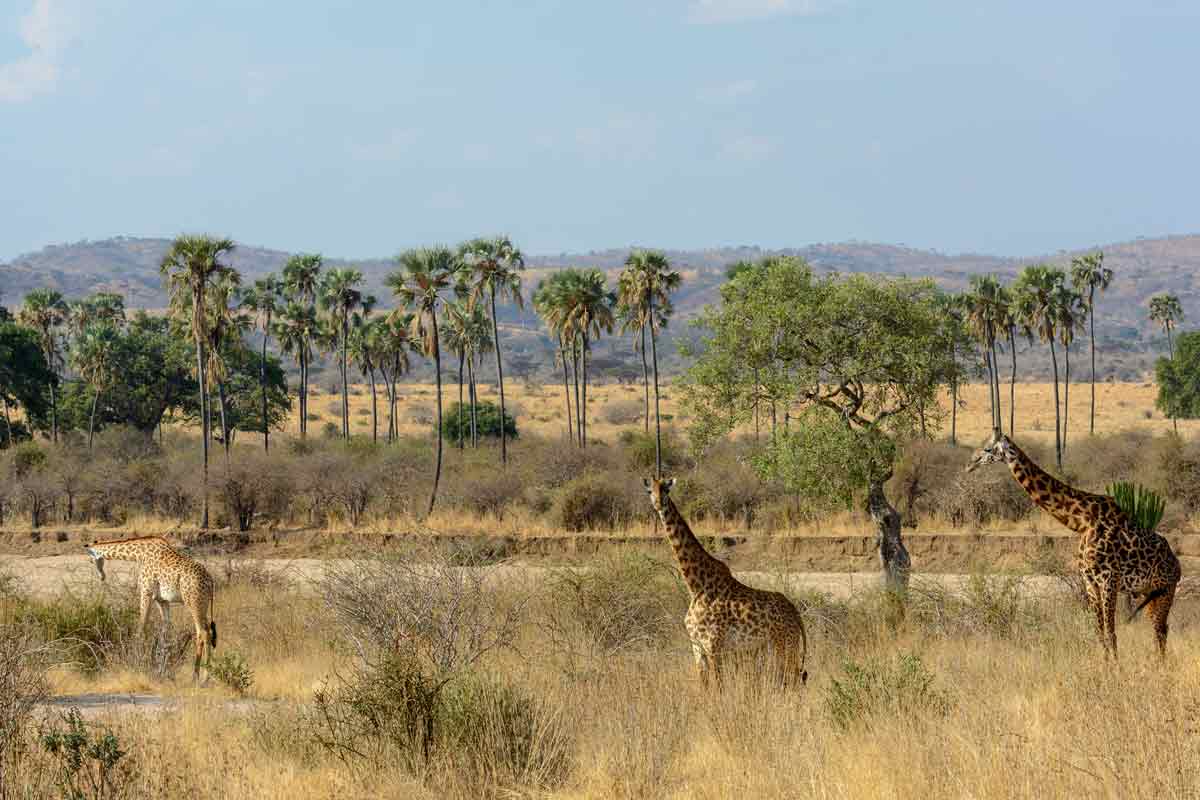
888;439;971;526
602;399;644;426
905;573;1048;639
929;463;1033;527
676;438;777;527
217;450;294;531
554;472;642;531
407;406;435;426
0;621;51;797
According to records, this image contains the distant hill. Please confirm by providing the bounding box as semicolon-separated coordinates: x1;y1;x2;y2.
3;234;1198;380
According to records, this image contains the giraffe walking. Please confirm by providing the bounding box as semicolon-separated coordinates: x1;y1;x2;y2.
967;433;1180;657
644;477;807;686
84;536;218;681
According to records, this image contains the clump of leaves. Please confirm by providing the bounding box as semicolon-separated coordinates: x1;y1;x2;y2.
209;650;254;695
825;652;951;730
40;708;131;800
1106;481;1166;532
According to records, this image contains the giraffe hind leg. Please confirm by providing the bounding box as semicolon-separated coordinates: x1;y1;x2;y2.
1100;581;1119;658
1147;585;1176;658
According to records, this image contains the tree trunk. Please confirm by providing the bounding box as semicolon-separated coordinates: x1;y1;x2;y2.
640;324;650;433
261;329;270;452
1088;290;1096;436
196;338;210;529
1168;325;1177;434
1008;326;1017;436
299;346;308;440
457;349;465;450
754;367;760;442
572;340;582;447
379;362;394;443
368;365;378;444
581;333;588;449
984;346;998;434
217;380;231;465
950;377;958;445
490;288;508;466
1;395;11;448
559;334;573;443
50;380;57;444
468;355;478;448
1049;338;1062;471
341;316;350;440
868;479;910;592
990;336;1003;434
648;290;663;477
1063;343;1071;457
427;310;444;518
88;387;100;451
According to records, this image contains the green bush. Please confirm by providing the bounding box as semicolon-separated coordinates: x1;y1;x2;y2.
619;429;687;473
440;401;517;444
209;650;254;695
17;595;138;674
40;708;131;799
825;652;951;730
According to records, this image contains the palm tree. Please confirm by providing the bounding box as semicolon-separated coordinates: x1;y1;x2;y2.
550;269;615;448
205;271;246;462
1054;284;1084;456
71;322;120;451
376;311;413;444
318;268;370;440
282;254;323;438
274;302;319;439
239;274;283;452
386;247;460;516
533;275;574;444
1013;265;1068;469
459;236;525;467
160;235;237;529
17;289;68;442
440;300;472;449
1149;292;1185;433
348;313;383;443
464;304;493;448
1070;252;1114;436
67;293;126;338
963;275;1006;435
620;251;681;475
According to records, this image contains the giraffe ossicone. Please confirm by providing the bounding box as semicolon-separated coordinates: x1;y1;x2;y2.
644;476;807;687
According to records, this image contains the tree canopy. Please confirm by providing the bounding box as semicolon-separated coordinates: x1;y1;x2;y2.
1156;331;1200;419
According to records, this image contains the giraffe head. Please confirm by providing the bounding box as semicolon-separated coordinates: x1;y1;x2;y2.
643;477;677;514
83;542;106;582
966;432;1018;473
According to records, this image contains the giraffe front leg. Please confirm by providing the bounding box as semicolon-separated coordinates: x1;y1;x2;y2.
1148;585;1176;659
1100;580;1119;658
138;586;154;641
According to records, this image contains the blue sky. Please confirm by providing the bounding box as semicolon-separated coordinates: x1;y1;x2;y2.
2;0;1198;261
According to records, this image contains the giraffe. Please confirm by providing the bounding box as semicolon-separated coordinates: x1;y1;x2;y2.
966;433;1181;657
84;536;218;681
644;477;807;686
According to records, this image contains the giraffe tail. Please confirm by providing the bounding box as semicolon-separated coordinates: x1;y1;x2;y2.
1126;588;1167;624
209;593;218;650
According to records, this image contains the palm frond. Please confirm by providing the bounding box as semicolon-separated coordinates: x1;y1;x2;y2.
1106;481;1166;533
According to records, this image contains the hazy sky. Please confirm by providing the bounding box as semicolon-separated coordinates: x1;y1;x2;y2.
2;1;1198;261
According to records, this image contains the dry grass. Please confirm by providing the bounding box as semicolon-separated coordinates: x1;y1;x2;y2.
13;563;1200;800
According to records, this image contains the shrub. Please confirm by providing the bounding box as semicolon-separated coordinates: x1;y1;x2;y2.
440;401;518;444
825;652;951;730
321;421;341;439
0;619;50;788
209;650;254;695
554;472;641;531
406;406;434;426
39;709;132;799
603;399;644;426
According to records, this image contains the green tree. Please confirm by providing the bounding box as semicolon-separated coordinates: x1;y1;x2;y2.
281;253;324;438
619;251;681;475
1149;292;1185;433
375;311;413;444
348;314;384;442
440;400;517;444
1054;283;1085;455
1012;265;1067;469
1070;251;1113;435
273;301;319;439
239;273;284;451
0;321;53;447
159;235;237;528
71;322;121;451
204;271;247;462
459;236;525;466
680;257;957;589
963;275;1005;435
67;293;126;338
319;267;371;440
533;273;576;445
387;247;460;516
543;269;615;448
17;289;68;442
1156;331;1200;419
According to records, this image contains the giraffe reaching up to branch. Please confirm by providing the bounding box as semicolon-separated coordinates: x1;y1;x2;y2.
84;536;217;682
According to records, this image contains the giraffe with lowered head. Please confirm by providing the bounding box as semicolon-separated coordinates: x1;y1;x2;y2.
644;477;807;686
967;433;1180;657
85;536;218;681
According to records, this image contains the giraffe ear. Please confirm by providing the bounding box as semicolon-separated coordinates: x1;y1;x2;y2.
665;478;676;491
642;478;652;491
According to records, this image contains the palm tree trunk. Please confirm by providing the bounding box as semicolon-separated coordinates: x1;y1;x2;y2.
950;377;958;445
1008;326;1017;436
1063;343;1071;456
299;346;308;440
1;395;11;448
379;362;393;443
341;317;350;440
50;380;58;444
1167;325;1177;434
196;338;210;529
490;288;508;466
427;310;444;518
990;337;1002;435
88;386;100;451
1049;338;1062;471
261;327;270;452
640;324;650;433
754;367;761;442
984;347;997;434
648;293;664;477
1088;291;1096;436
581;332;589;449
217;380;231;465
572;340;582;448
368;365;378;444
559;334;573;443
457;349;465;450
468;355;478;447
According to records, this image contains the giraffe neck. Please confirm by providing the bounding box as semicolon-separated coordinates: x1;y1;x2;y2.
1005;444;1099;534
91;538;171;563
657;496;725;597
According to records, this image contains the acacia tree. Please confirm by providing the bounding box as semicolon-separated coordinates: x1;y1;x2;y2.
459;236;525;467
680;258;957;590
240;274;284;451
1070;252;1113;435
160;235;237;529
17;289;68;442
1149;292;1184;433
1156;331;1200;421
282;254;323;438
619;251;680;475
387;247;460;516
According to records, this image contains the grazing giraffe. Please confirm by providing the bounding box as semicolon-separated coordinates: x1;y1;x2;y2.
644;477;807;686
84;536;218;681
967;433;1181;657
